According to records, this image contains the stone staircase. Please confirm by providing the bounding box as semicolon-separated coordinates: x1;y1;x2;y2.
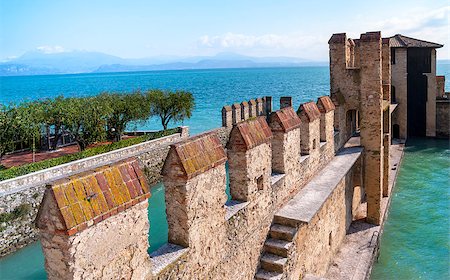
255;223;297;280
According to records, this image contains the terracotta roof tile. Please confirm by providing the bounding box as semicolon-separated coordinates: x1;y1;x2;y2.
37;158;150;236
297;102;321;122
228;116;273;151
316;96;336;113
269;107;301;133
163;132;227;180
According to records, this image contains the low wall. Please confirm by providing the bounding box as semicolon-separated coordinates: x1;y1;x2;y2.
0;129;187;257
436;100;450;138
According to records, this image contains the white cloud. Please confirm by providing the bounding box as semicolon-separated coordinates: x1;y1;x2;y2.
199;32;324;49
36;45;67;54
372;6;449;59
197;32;328;59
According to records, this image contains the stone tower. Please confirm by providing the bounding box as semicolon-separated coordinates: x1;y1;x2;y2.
329;31;390;225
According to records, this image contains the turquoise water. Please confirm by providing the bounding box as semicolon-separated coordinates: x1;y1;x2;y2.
0;67;330;135
371;138;450;280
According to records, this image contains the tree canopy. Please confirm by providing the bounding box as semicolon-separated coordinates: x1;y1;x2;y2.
146;89;194;130
0;89;194;155
97;92;151;141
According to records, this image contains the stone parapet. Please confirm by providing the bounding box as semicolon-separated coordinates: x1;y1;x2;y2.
35;159;151;280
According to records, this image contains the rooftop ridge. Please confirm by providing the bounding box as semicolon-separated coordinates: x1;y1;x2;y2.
162;131;227;180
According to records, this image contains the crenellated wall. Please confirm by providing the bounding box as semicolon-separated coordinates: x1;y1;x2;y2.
35;93;359;280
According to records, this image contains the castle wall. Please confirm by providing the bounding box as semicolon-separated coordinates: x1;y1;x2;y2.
436;100;450;138
40;201;150;280
391;48;408;139
424;49;437;137
0;129;187;257
293;172;352;277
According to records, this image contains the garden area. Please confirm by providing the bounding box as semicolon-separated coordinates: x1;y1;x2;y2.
0;89;194;180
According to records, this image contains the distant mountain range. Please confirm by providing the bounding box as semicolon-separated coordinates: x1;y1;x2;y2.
0;50;327;76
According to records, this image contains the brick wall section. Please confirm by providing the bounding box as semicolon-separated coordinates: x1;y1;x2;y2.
227;117;272;201
358;32;384;225
298;102;321;156
249;99;257;117
162;132;227;247
391;48;408;138
162;132;228;277
269;107;302;174
35;159;151;280
425;49;437;137
232;103;242;124
0;131;185;257
436;76;445;98
317;96;336;143
241;101;250;121
280;96;293;109
436;100;450;138
222;105;232;127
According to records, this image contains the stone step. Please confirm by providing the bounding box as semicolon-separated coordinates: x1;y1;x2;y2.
255;268;283;280
264;238;292;257
269;224;297;241
273;215;303;228
260;253;287;273
303;274;328;280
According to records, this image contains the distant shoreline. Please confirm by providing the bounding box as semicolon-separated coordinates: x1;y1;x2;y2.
0;64;330;78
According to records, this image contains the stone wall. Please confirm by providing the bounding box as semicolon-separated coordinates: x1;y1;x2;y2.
391;48;408;139
436;100;450;138
0;129;187;257
35;159;152;280
329;32;387;225
425;49;437;137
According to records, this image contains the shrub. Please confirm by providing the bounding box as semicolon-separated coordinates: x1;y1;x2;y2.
0;128;178;181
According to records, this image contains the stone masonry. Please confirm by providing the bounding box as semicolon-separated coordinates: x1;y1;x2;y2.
35;158;151;280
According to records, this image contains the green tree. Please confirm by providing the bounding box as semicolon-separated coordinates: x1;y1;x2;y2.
0;103;41;160
34;96;67;150
97;92;151;142
146;89;194;130
62;97;110;151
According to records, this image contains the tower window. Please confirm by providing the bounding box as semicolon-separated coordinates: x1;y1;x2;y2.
391;48;396;65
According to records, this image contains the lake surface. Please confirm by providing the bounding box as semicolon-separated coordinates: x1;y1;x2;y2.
0;67;331;135
0;66;449;279
371;138;450;280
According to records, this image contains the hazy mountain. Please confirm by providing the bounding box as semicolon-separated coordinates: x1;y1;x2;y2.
0;50;326;76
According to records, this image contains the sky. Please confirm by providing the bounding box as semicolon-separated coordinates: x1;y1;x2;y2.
0;0;449;61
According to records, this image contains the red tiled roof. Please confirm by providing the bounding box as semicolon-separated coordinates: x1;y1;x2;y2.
269;107;301;133
228;116;273;151
389;34;443;49
163;132;227;180
37;158;150;236
316;96;335;113
297;102;321;122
